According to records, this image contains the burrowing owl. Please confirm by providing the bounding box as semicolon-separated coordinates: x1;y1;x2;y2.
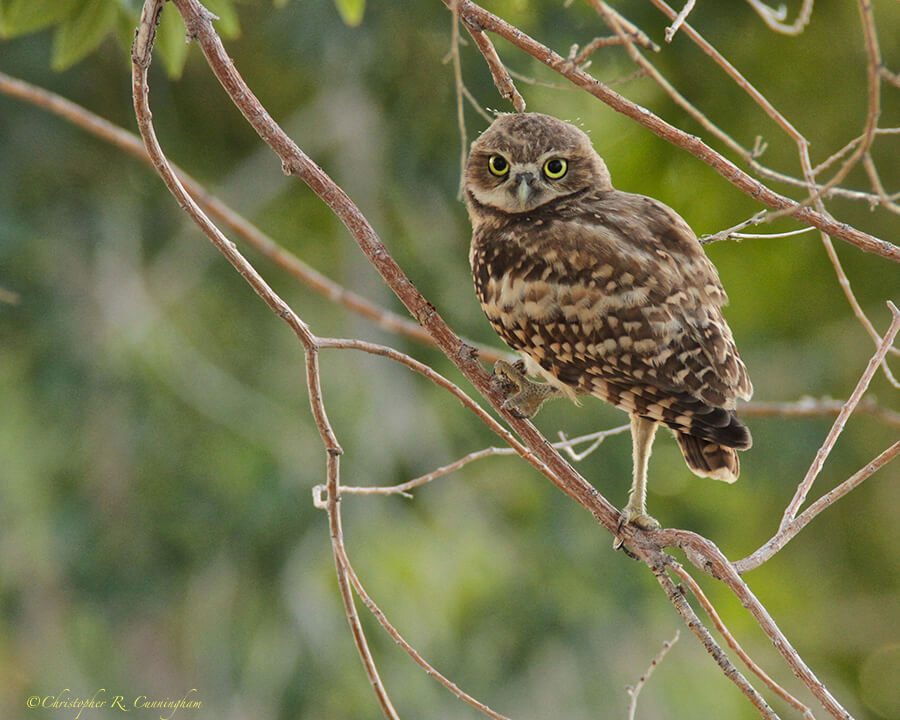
464;112;752;533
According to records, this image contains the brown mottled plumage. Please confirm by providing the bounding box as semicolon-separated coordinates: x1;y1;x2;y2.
464;113;752;532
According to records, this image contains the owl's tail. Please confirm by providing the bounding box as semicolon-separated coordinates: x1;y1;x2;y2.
675;432;741;483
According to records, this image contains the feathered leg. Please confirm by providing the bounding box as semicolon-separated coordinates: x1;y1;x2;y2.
619;415;660;532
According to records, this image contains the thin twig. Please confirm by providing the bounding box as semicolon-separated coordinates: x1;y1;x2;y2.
450;0;469;199
664;0;696;42
625;630;680;720
778;302;900;531
336;543;515;720
741;396;900;429
700;211;768;244
731;227;817;240
339;424;631;497
737;440;900;574
464;23;526;112
746;0;814;36
820;235;900;378
557;424;631;461
862;153;900;216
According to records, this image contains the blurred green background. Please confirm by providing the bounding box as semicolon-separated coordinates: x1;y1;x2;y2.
1;1;898;718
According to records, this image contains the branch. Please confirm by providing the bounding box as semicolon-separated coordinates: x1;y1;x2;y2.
741;397;900;429
464;22;526;112
736;440;900;574
778;303;900;531
746;0;814;36
651;529;853;718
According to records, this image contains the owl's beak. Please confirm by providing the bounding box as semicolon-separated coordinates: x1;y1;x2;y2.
516;175;534;209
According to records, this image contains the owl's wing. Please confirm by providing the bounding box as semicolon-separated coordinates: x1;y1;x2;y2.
473;190;752;446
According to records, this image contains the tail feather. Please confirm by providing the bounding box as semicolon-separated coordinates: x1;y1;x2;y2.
675;432;741;483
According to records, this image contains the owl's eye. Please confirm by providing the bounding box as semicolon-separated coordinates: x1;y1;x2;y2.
488;155;510;177
543;158;568;179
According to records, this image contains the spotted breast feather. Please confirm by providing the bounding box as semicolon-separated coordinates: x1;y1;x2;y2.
470;189;752;475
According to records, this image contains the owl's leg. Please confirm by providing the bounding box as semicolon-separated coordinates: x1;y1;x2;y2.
491;359;562;419
617;415;661;536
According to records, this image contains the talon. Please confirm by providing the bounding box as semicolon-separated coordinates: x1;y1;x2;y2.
491;359;561;419
614;506;660;548
619;506;660;532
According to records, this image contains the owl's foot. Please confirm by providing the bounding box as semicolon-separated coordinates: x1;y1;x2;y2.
612;505;660;550
491;360;562;419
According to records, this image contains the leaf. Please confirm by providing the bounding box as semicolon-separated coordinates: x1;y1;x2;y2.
333;0;364;27
50;0;117;71
155;2;189;79
0;0;73;39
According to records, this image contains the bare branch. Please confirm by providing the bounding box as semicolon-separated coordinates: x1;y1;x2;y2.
557;424;631;462
741;397;900;429
737;440;900;574
625;630;680;720
340;424;631;496
335;543;515;720
820;235;900;379
463;22;526;112
664;0;696;42
449;0;470;199
746;0;814;36
778;303;900;530
651;529;853;718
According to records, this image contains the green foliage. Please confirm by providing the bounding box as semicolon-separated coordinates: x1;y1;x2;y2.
333;0;365;27
0;0;242;76
0;0;72;38
51;0;119;70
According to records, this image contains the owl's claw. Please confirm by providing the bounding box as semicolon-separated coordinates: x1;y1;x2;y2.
492;360;561;419
613;505;660;550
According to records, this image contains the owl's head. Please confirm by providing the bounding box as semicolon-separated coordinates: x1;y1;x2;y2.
464;113;612;215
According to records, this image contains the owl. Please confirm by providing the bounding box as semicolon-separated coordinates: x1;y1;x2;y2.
464;112;752;533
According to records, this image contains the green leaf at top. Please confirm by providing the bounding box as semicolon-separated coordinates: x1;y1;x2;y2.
333;0;364;27
50;0;117;71
0;0;73;39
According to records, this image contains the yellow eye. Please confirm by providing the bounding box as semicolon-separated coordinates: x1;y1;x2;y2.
488;155;510;177
543;158;567;179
